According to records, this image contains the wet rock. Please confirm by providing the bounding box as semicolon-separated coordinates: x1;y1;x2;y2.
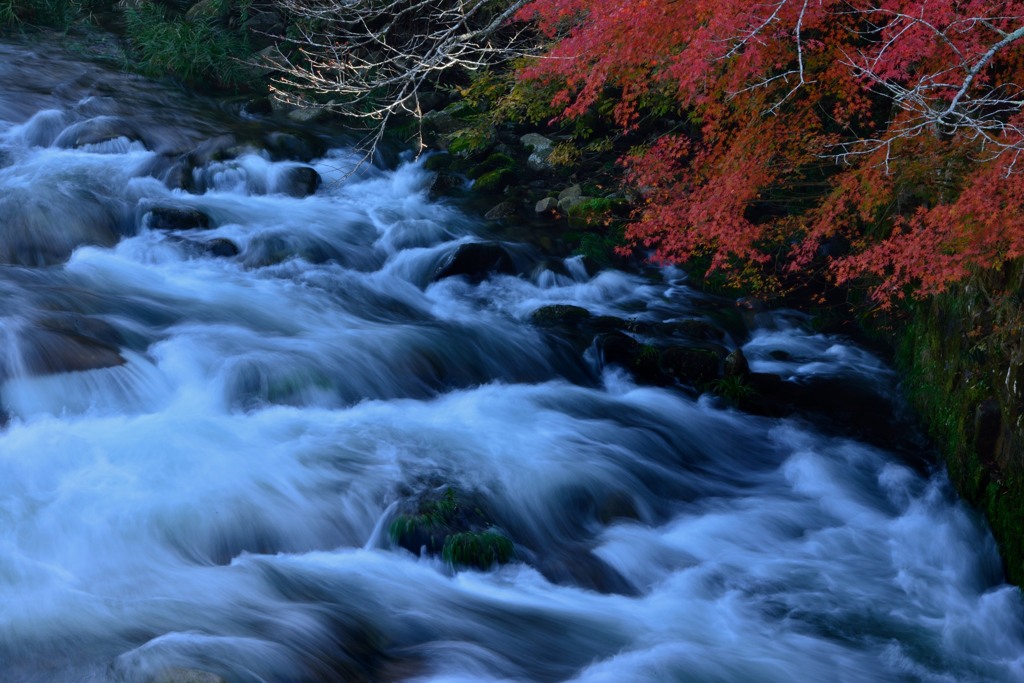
484;200;519;221
147;207;211;231
530;305;592;327
390;487;514;570
0;186;123;266
205;238;240;258
263;131;326;162
724;348;749;378
243;97;274;116
660;319;726;342
433;242;516;282
19;319;125;375
428;171;464;198
661;346;721;385
185;133;238;168
276;165;321;197
597;332;663;383
53;116;145;149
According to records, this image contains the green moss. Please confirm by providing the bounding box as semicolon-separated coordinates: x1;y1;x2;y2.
389;487;516;570
442;530;515;569
566;197;629;229
472;168;516;193
893;279;1024;585
467;152;515;179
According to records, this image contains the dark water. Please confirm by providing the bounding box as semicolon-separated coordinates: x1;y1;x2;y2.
0;38;1022;682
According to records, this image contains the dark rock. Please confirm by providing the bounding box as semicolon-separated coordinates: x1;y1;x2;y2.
661;346;721;385
975;399;1001;465
0;186;123;266
660;319;726;342
263;131;326;162
246;10;286;50
205;238;240;258
53;116;146;150
146;207;212;231
277;166;322;197
724;348;749;378
243;97;274;116
390;487;513;570
423;153;453;172
598;332;640;366
530;305;592;327
421;109;461;135
473;168;516;193
19;318;125;375
433;242;516;282
428;171;464;198
185;134;238;168
484;200;519;221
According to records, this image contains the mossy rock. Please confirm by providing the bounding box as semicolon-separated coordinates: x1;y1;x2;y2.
472;168;517;193
530;304;592;327
389;487;515;569
661;346;721;385
566;197;630;230
423;153;453;172
467;152;516;180
442;530;515;569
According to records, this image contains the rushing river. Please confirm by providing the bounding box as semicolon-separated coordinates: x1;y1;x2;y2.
0;38;1022;683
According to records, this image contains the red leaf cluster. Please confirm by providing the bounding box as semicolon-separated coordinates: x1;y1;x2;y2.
516;0;1024;306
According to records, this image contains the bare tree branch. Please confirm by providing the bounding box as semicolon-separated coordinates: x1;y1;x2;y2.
261;0;533;163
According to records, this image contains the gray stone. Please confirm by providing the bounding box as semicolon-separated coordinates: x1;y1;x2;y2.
535;197;559;214
484;201;519;221
558;195;593;214
557;184;583;204
521;133;554;171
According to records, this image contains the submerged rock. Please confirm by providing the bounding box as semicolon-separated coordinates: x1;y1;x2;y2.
19;315;125;375
146;206;212;231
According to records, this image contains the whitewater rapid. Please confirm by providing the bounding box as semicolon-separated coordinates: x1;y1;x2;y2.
0;38;1021;682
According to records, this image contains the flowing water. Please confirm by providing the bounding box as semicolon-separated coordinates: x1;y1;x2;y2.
0;38;1022;683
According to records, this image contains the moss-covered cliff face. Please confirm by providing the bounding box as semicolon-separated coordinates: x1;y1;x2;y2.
897;265;1024;585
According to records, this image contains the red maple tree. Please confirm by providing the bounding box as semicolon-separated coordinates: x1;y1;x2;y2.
515;0;1024;306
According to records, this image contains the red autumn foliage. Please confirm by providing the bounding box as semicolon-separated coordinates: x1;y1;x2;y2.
515;0;1024;307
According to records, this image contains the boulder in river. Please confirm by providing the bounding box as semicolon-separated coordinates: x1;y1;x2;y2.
19;315;125;375
432;242;517;282
146;206;212;231
53;116;146;150
0;186;123;266
276;165;321;198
